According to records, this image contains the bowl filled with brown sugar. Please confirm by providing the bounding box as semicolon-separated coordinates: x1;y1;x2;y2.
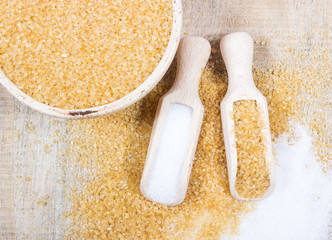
0;0;182;118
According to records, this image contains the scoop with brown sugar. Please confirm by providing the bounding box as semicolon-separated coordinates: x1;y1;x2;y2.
233;100;271;199
220;32;275;201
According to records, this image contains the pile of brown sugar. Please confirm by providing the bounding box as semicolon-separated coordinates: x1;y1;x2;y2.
233;100;271;199
63;63;251;239
0;0;172;109
61;43;331;239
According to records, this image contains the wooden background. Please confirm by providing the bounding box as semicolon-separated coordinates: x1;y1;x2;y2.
1;0;330;239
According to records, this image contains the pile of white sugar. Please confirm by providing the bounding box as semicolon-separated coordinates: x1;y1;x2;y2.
225;125;332;240
144;103;193;205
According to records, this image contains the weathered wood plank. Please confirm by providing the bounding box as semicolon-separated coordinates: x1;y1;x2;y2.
0;86;16;240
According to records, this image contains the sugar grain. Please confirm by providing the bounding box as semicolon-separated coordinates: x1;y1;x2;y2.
0;0;172;109
144;103;193;205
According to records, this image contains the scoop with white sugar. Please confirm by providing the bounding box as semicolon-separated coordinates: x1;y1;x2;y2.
140;36;211;206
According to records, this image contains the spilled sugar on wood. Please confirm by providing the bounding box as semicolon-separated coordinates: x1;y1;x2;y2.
63;63;250;239
62;48;331;239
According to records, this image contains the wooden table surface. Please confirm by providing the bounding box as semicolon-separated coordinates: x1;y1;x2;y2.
1;0;331;239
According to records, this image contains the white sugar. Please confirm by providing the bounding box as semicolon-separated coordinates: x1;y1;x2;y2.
224;124;332;240
144;103;193;205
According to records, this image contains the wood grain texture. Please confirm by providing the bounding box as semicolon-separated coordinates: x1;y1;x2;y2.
0;0;331;239
0;86;15;239
10;105;68;240
183;0;331;66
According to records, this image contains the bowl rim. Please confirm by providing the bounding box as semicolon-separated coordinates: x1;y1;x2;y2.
0;0;182;119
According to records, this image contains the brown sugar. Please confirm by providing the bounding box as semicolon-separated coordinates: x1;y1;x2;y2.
61;42;331;238
37;201;47;207
0;0;172;109
63;64;251;239
233;100;271;199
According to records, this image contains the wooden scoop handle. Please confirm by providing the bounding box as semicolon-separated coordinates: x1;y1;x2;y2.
220;32;256;91
172;36;211;93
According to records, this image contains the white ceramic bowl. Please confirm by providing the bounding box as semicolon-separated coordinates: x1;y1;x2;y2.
0;0;182;119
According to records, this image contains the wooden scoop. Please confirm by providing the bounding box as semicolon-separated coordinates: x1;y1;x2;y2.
220;32;275;201
140;36;211;206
